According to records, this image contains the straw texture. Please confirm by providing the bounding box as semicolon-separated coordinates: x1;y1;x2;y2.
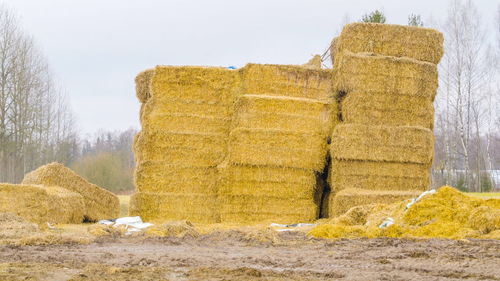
334;23;444;64
22;162;119;221
329;160;430;192
330;124;433;164
0;183;85;224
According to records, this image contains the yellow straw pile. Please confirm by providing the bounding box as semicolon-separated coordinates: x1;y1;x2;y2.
0;183;85;224
328;23;444;217
22;162;119;221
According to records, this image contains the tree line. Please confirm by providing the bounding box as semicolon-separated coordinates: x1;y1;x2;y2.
0;6;136;192
0;6;78;183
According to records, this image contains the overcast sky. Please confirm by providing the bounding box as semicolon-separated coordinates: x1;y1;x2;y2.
1;0;498;135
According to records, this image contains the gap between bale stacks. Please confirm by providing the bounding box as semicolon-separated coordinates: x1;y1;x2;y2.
0;184;85;224
22;162;119;222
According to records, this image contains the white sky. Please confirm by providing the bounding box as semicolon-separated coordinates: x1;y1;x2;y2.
1;0;498;135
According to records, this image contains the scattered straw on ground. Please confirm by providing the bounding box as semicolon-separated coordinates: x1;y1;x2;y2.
310;186;500;240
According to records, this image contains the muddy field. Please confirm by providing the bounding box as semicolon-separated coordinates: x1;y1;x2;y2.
0;232;499;281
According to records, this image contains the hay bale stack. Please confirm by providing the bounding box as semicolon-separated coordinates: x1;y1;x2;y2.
0;183;85;224
327;23;444;216
22;163;119;221
131;66;240;223
219;91;333;224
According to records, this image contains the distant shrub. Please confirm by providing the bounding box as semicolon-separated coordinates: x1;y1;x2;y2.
361;10;386;23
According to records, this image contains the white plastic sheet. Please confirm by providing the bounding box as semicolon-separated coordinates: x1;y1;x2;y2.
98;216;153;234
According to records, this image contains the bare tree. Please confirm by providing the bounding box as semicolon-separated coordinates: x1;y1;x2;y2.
434;0;493;191
0;5;77;183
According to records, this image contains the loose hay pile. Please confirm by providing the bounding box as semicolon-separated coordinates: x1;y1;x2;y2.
22;163;119;222
310;186;500;239
0;184;85;224
131;66;240;223
326;23;444;215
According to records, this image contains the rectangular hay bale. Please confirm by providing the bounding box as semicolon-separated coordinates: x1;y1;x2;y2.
141;98;232;120
341;91;434;129
133;131;226;165
135;68;155;103
134;162;218;193
241;64;333;101
150;66;240;104
219;195;318;223
329;160;431;192
333;52;438;101
141;113;230;135
220;165;317;185
233;94;336;136
330;124;433;164
228;128;328;171
0;184;85;224
335;23;444;64
328;188;422;217
129;192;219;223
218;180;316;199
22;163;120;221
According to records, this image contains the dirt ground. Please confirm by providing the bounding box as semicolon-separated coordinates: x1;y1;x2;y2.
0;231;499;281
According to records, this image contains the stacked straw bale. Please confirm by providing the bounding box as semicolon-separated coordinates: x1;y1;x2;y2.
328;23;443;216
241;64;333;101
219;65;335;223
131;66;240;223
22;162;119;221
0;183;85;224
